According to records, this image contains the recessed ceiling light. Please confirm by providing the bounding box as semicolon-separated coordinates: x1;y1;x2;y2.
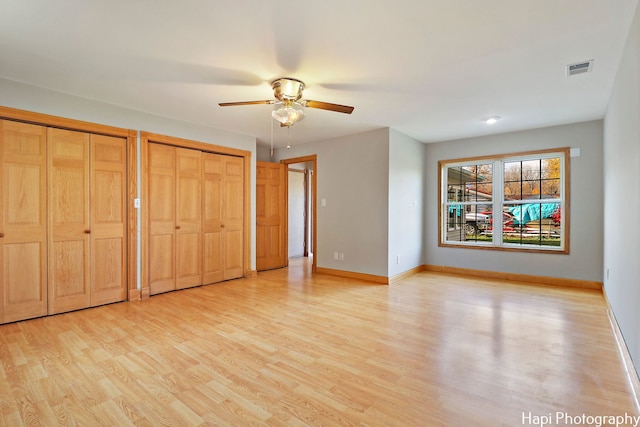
485;116;500;125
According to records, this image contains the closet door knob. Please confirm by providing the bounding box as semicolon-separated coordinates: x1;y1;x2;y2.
221;224;225;228
176;225;181;230
0;233;4;238
84;229;91;234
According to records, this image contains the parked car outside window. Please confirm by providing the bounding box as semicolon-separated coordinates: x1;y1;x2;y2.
465;211;514;235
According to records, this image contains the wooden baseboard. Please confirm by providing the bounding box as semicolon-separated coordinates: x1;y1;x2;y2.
315;267;388;284
389;265;426;284
310;264;600;290
424;265;602;290
245;269;258;278
603;288;640;411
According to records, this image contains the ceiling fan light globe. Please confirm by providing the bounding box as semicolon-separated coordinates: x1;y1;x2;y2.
272;106;305;126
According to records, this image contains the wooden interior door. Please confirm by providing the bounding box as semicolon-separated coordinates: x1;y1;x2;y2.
222;155;244;280
175;148;202;289
48;128;91;315
256;162;286;271
148;143;176;295
90;134;127;306
0;120;48;323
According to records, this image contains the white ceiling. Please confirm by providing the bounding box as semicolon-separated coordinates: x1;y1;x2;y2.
1;1;638;148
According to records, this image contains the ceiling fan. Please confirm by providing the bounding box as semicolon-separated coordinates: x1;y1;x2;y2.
219;78;354;127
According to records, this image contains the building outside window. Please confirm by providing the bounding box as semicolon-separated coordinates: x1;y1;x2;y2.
440;148;569;253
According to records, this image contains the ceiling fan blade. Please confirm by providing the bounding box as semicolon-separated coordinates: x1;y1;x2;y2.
218;100;275;107
270;6;306;72
302;100;354;114
98;56;265;86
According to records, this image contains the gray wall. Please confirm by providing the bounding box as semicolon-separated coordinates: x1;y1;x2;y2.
257;143;272;162
388;129;426;277
0;79;256;152
425;120;604;282
274;128;390;277
604;3;640;375
0;78;258;284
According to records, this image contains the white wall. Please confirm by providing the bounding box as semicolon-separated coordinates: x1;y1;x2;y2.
603;2;640;375
274;128;390;277
425;120;604;282
288;170;306;258
388;129;425;277
0;78;258;281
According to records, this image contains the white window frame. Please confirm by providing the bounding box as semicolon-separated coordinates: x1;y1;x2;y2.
439;148;569;254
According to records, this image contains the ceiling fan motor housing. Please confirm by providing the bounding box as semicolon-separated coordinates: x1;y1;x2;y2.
272;78;305;102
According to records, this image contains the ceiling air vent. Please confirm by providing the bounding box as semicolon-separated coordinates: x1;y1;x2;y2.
566;60;594;76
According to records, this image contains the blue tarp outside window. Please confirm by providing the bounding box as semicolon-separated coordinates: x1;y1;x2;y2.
509;203;559;224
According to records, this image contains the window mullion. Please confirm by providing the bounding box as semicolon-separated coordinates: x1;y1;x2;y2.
493;159;504;246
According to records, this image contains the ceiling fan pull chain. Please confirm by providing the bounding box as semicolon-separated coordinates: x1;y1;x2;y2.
270;114;274;158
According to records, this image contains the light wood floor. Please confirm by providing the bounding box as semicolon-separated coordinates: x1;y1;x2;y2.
1;258;638;426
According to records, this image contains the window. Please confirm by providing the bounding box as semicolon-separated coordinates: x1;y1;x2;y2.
440;148;569;253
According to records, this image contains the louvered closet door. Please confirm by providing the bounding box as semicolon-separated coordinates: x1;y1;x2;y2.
90;134;127;306
48;128;91;315
148;143;176;295
0;120;48;323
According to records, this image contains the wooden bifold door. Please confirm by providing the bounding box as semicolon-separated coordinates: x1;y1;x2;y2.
148;145;202;294
148;143;244;295
48;128;127;314
203;152;244;283
0;121;48;323
0;120;127;324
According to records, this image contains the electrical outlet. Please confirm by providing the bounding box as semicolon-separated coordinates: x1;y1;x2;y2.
334;252;339;260
396;255;400;264
339;253;344;261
